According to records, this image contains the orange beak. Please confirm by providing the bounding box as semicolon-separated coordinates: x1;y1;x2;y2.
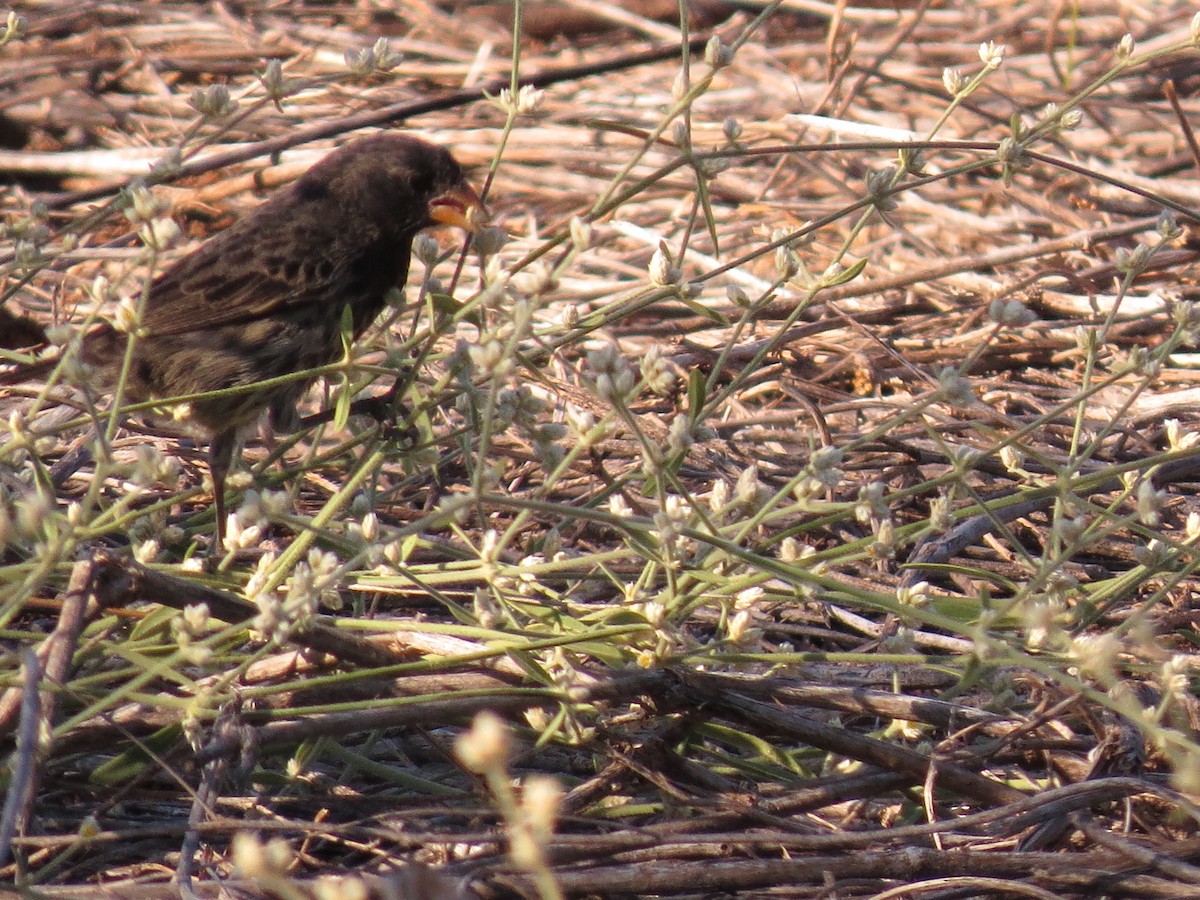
428;181;485;233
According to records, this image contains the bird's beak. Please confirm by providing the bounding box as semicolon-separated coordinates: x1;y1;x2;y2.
428;181;485;233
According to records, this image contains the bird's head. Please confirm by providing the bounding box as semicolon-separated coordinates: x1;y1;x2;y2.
301;134;485;240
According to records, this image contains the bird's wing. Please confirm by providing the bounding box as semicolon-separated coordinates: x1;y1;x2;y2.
136;217;352;338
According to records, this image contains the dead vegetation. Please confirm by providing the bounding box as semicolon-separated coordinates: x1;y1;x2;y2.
5;1;1200;897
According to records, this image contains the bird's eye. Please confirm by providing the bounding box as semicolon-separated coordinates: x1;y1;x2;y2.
409;171;434;196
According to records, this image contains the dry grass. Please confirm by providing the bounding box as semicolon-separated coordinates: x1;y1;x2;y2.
5;1;1200;897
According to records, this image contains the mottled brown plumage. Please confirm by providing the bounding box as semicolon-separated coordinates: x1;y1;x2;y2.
6;133;482;544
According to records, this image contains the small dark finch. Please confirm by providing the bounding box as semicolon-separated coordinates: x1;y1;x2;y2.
4;134;483;544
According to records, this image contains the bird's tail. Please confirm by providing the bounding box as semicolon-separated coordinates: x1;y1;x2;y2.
0;305;55;385
0;354;58;386
0;316;124;387
0;306;48;352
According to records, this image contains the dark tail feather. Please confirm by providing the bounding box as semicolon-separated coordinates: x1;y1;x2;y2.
0;306;55;385
0;355;58;386
0;321;122;386
0;307;48;352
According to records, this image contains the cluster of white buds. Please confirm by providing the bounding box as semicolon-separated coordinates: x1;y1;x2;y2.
897;581;930;608
640;344;677;395
232;833;294;880
1165;419;1200;451
129;444;181;489
1114;243;1153;277
1068;632;1120;684
666;414;694;455
189;84;238;119
988;297;1034;327
1173;301;1200;348
344;37;401;76
1035;102;1082;134
937;366;975;406
565;403;607;447
808;445;844;491
736;465;764;510
170;602;213;664
467;337;515;381
855;482;889;524
221;489;271;552
587;343;636;402
487;84;545;117
121;181;179;250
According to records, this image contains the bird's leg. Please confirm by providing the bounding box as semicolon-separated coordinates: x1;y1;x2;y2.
208;429;237;549
351;376;413;439
291;378;410;431
292;378;416;447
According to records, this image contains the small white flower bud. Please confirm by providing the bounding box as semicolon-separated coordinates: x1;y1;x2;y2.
978;41;1005;70
456;711;510;773
1187;512;1200;542
999;445;1025;475
775;245;799;279
7;408;27;443
1136;479;1167;526
1157;210;1182;242
122;183;163;223
474;225;507;258
942;67;965;96
569;216;592;252
1074;325;1099;355
522;775;562;838
360;511;378;544
513;84;544;114
648;242;680;287
704;35;733;68
609;494;633;518
260;59;298;106
113;296;141;334
671;69;688;102
727;609;752;643
412;233;440;267
735;465;761;507
672;120;689;147
138;217;180;251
